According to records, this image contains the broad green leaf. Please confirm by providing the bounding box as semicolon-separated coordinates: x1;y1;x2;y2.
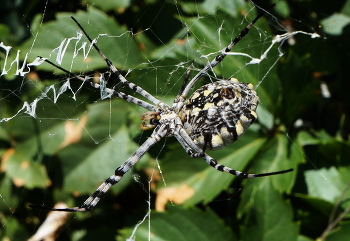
241;180;299;241
274;0;291;18
59;127;135;193
238;133;301;217
0;176;19;212
298;235;314;241
247;133;300;191
342;0;350;15
293;193;335;217
56;101;144;194
20;8;145;72
0;217;30;241
181;0;247;15
297;131;322;146
0;23;12;45
118;206;237;241
3;148;50;189
321;13;350;36
305;167;350;206
324;221;350;241
256;105;275;130
85;0;131;12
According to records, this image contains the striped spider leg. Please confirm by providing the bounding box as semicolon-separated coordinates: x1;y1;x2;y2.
30;4;293;212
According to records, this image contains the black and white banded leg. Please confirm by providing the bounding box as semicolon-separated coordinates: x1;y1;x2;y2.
31;125;168;211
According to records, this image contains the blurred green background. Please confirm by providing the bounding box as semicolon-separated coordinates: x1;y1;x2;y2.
1;0;350;240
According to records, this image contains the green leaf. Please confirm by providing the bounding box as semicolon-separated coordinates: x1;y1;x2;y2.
59;126;135;193
118;206;237;241
305;167;350;205
56;100;144;194
297;131;322;146
238;133;302;218
256;105;274;130
274;0;291;18
298;235;314;241
0;176;19;212
84;0;131;12
241;180;299;241
4;148;50;189
0;216;30;241
324;221;350;241
321;13;350;36
181;0;247;15
293;193;335;217
20;7;145;72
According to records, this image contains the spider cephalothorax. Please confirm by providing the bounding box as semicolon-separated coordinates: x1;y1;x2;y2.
30;4;293;212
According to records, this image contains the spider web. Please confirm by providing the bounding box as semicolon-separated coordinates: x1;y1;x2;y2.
1;0;349;240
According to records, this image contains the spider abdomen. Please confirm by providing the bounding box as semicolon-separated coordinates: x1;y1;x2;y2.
179;78;259;151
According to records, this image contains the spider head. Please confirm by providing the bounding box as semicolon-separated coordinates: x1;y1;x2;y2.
141;112;161;130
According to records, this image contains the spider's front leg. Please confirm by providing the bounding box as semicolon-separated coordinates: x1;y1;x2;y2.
177;4;276;105
30;124;169;212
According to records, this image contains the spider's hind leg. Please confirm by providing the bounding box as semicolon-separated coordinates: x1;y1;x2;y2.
174;130;293;179
201;154;294;179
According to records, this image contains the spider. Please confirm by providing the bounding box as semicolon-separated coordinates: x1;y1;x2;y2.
30;4;293;212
